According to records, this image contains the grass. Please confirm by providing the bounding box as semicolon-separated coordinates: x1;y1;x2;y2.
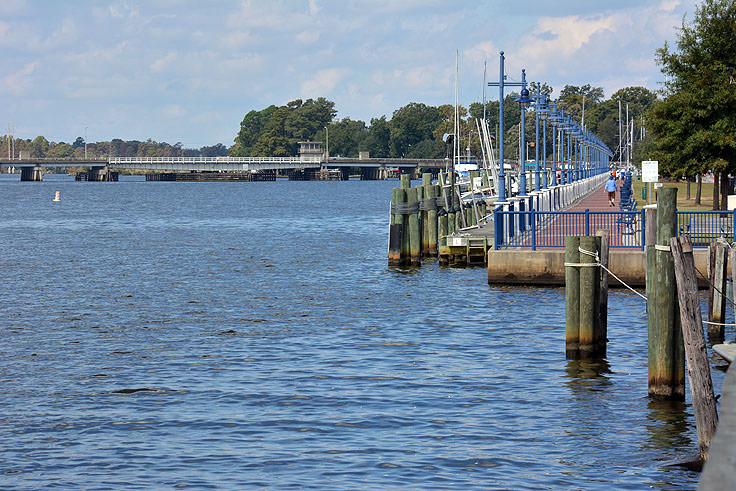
631;178;722;211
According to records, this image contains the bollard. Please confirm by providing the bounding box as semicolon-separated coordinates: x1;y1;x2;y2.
421;173;432;256
578;236;601;357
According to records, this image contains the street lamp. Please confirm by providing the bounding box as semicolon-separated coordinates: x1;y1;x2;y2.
532;84;549;191
487;52;530;203
84;126;88;159
515;83;533;196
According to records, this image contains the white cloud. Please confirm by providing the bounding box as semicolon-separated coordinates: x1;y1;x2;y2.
300;68;348;97
151;52;177;74
296;30;320;44
163;104;187;118
1;61;37;96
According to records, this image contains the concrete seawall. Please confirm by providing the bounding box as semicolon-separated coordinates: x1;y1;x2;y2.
487;249;710;288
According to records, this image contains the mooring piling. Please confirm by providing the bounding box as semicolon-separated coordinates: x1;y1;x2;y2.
648;186;685;400
707;238;728;340
565;236;581;358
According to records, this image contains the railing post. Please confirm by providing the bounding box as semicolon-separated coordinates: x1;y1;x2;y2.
531;209;537;251
585;208;590;236
494;206;503;250
641;208;646;251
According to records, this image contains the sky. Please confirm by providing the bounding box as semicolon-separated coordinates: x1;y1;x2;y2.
0;0;700;148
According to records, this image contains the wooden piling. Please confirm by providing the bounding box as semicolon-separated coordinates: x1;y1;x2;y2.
388;187;404;266
421;173;432;256
565;236;581;358
407;187;421;266
578;236;601;356
708;239;728;339
596;229;610;354
671;235;718;461
648;186;685;400
428;184;439;256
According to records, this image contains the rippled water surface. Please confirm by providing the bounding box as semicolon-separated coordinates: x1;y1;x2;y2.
1;174;728;489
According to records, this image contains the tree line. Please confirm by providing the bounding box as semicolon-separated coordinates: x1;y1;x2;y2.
231;89;657;164
0;136;230;159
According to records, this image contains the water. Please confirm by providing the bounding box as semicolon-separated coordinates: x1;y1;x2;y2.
0;174;728;489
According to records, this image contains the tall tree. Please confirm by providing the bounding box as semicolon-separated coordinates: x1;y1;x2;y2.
654;0;736;209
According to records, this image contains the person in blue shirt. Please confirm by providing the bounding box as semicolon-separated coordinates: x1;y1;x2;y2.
605;174;618;207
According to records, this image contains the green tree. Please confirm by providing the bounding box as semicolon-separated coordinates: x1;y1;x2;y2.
364;116;391;158
653;0;736;209
29;136;49;158
389;102;442;157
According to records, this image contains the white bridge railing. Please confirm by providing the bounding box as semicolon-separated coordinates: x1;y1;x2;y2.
107;156;323;172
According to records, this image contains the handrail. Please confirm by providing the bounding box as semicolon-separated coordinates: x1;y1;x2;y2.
493;209;736;250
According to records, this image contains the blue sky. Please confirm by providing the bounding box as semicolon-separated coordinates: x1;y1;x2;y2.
1;0;698;148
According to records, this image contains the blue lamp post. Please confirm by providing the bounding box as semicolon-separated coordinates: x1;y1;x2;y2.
515;83;533;196
547;102;560;186
487;52;530;202
532;88;549;190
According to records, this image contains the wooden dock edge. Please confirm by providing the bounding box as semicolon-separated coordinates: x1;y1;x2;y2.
487;249;709;288
699;363;736;490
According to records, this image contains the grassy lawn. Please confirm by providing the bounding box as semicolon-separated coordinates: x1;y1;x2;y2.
631;178;722;211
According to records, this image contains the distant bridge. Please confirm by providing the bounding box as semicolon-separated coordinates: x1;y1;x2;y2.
0;156;451;181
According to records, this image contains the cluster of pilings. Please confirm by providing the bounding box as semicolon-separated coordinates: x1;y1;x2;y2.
565;232;610;359
388;171;492;267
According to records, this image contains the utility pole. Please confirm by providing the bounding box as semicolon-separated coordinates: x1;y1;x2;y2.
85;126;88;159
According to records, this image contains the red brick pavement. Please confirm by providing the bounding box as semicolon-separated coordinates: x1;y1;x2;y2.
521;184;641;248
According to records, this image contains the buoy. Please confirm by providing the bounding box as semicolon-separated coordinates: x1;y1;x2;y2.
53;191;61;202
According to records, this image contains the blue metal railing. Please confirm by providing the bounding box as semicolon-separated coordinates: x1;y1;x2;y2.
493;208;736;250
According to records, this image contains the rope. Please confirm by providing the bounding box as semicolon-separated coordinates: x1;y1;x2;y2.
703;320;736;327
390;202;420;214
564;246;648;300
418;197;438;211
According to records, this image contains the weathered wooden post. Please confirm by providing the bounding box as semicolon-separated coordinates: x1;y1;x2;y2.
428;184;439;256
671;235;718;461
648;186;685;400
565;236;581;358
400;175;412;264
596;229;610;354
708;239;728;339
421;173;432;256
406;186;421;266
578;235;601;357
388;187;404;266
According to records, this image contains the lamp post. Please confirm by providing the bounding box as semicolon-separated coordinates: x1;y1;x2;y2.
515;82;533;196
487;51;530;203
84;126;88;159
532;84;549;191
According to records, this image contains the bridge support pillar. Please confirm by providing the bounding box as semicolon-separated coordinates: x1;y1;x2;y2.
361;167;380;180
20;166;43;181
76;166;118;181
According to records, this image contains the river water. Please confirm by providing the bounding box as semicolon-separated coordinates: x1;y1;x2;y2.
1;174;729;489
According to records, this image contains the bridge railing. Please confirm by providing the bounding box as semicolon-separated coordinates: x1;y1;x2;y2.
493;209;736;250
108;156;323;164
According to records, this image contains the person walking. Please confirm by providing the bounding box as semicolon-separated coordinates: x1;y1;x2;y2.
605;174;618;207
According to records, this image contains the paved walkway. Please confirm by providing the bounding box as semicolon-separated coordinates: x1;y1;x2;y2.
522;184;641;248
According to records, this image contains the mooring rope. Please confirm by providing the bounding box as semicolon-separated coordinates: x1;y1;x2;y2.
564;246;648;301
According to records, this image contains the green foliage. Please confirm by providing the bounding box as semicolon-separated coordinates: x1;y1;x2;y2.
652;0;736;179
